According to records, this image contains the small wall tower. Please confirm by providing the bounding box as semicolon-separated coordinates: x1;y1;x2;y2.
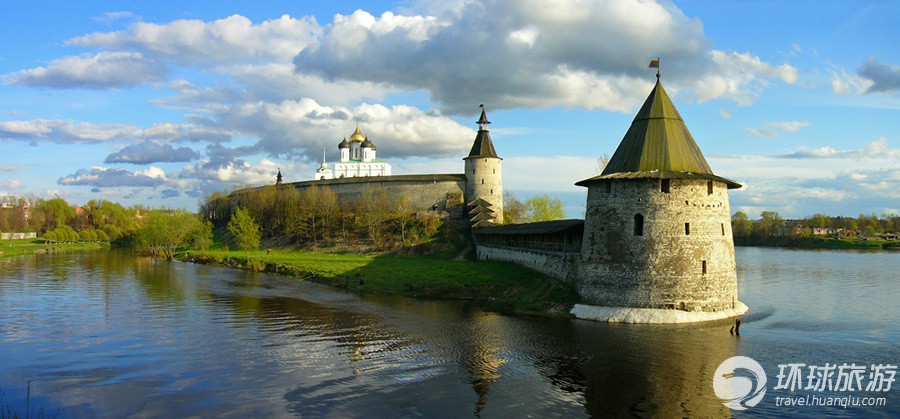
464;107;503;225
575;77;741;312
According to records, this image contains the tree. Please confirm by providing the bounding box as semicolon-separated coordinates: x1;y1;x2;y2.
523;195;566;223
227;207;261;260
731;211;752;237
135;209;208;260
596;153;611;174
755;210;783;238
39;198;75;230
360;185;392;247
503;191;526;224
192;219;214;253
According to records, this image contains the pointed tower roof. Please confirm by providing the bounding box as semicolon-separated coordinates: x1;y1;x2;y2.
576;79;739;188
361;136;375;150
465;107;500;159
338;137;349;149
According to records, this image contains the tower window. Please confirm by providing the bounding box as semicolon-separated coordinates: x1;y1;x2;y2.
493;168;495;174
702;260;707;275
490;189;493;194
481;179;484;184
707;181;713;195
472;168;475;174
634;214;644;236
721;223;725;236
685;222;690;235
661;179;670;193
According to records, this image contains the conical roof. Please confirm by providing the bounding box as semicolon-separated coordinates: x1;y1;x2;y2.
577;79;739;188
338;137;349;149
465;108;500;159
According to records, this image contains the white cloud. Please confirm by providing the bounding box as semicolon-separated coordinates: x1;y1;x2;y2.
93;11;139;24
745;120;810;138
294;2;796;113
0;119;230;145
0;180;23;191
718;108;732;119
3;52;166;89
58;166;169;187
0;164;18;172
70;14;321;64
104;141;201;164
784;137;900;159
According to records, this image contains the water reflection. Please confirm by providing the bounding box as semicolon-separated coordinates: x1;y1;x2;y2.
1;249;898;417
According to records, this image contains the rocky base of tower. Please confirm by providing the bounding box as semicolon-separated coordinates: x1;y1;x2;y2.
570;301;748;324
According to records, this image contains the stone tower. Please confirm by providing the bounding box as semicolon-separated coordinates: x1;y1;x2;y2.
464;107;503;225
575;78;741;312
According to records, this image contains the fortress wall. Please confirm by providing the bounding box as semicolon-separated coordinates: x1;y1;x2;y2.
579;178;738;311
476;244;580;283
285;174;468;218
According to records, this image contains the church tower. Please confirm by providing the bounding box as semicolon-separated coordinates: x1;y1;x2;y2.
575;77;742;312
464;107;503;225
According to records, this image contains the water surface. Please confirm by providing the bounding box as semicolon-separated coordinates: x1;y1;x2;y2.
0;247;897;417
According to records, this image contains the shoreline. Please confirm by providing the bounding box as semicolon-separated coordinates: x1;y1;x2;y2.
177;249;581;316
735;236;900;250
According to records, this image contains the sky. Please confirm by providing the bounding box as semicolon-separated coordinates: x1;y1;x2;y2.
2;0;900;219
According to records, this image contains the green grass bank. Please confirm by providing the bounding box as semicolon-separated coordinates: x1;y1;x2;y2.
0;238;109;259
179;248;580;315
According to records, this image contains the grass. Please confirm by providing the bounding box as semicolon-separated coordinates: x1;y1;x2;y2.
180;248;580;314
735;235;897;250
0;238;109;259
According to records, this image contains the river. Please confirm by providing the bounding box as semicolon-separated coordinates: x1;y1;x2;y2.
1;247;898;417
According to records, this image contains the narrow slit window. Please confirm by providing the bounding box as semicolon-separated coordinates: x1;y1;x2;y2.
721;223;725;236
481;178;485;184
634;214;644;236
685;222;690;235
661;179;670;193
702;260;707;275
707;181;713;195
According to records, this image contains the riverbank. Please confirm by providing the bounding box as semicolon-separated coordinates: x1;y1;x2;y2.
0;238;109;258
735;235;899;250
178;248;581;315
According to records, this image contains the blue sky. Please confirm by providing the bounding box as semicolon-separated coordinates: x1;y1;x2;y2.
2;0;900;219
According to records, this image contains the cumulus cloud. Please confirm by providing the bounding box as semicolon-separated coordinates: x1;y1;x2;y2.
104;141;200;164
294;2;796;113
0;164;18;172
197;98;475;161
58;166;169;187
745;121;810;138
3;52;167;89
179;158;282;190
858;57;900;94
70;14;320;65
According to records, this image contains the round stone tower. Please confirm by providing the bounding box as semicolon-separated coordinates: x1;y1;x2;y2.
575;77;742;312
464;107;503;225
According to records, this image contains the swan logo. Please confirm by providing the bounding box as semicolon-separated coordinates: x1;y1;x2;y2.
713;356;767;410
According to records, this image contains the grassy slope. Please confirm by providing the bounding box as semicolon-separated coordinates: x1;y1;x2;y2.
182;248;580;314
0;238;109;258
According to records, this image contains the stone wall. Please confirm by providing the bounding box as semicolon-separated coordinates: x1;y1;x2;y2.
476;244;580;283
242;174;468;219
464;157;503;222
579;178;738;311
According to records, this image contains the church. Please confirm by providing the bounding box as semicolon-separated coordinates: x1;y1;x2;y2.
313;125;392;180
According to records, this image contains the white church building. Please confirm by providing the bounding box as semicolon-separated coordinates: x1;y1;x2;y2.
314;124;392;180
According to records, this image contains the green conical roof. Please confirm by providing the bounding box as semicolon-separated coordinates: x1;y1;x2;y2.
577;79;740;189
604;79;711;174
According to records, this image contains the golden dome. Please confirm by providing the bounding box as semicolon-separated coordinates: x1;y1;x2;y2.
349;124;366;143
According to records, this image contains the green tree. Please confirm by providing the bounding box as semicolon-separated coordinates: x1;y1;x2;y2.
135;209;208;260
39;198;75;230
755;210;783;238
227;207;261;260
731;211;752;237
523;195;566;223
192;219;214;253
